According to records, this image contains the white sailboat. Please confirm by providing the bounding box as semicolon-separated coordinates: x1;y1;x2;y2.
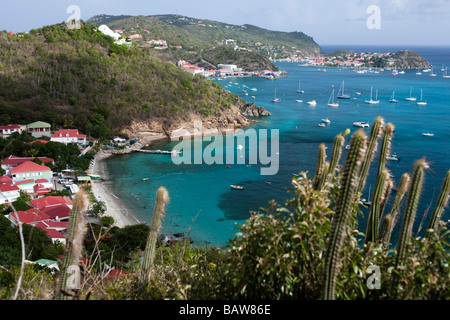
366;87;379;104
327;89;339;107
405;87;416;101
337;81;350;99
430;67;437;77
443;67;450;78
417;89;427;106
296;80;304;93
390;90;398;103
271;88;281;103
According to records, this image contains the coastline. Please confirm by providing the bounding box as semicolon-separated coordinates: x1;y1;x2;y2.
90;149;144;228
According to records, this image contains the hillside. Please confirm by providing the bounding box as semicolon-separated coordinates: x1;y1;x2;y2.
0;23;258;139
86;14;324;71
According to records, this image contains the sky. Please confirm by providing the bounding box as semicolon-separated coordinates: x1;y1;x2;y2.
0;0;449;46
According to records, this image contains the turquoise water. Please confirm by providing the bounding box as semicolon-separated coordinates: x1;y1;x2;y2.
106;46;450;247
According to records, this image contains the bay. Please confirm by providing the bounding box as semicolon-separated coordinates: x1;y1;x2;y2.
105;45;450;247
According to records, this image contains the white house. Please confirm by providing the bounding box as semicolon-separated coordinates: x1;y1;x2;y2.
50;129;87;146
0;124;23;138
0;183;20;204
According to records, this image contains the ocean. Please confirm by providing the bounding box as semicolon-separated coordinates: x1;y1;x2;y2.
105;45;450;247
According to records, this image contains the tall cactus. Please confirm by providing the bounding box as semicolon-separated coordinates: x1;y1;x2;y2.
379;173;410;245
426;170;450;238
56;190;88;300
141;187;170;283
313;143;327;190
365;168;389;243
322;130;367;300
395;159;427;267
328;133;345;178
356;117;384;196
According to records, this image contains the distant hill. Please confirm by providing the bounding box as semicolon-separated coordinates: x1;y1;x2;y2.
0;23;254;139
86;14;324;71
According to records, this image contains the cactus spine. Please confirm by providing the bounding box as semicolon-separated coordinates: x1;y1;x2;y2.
379;173;410;245
396;159;427;267
426;170;450;238
141;187;169;283
322;130;367;300
56;190;88;300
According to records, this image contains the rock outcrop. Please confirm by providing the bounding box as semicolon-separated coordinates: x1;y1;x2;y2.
120;104;270;143
241;104;272;117
391;50;432;69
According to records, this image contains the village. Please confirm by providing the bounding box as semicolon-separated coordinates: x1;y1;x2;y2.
0;121;106;272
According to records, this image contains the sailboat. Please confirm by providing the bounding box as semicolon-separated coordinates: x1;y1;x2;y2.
327;89;339;107
296;80;304;93
363;185;372;206
417;89;427;106
430;67;437;77
365;87;379;104
271;88;281;103
390;90;398;103
416;69;422;75
405;87;416;101
443;67;450;78
337;81;350;99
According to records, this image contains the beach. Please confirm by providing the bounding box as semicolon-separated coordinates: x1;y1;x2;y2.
90;149;144;228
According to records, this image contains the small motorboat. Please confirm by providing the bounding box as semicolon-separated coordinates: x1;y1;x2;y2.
422;133;434;137
308;100;317;106
353;122;370;128
142;177;149;181
230;185;245;190
318;123;326;128
321;118;331;124
386;154;400;161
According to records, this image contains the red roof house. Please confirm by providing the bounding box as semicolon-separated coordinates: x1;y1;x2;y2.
29;196;73;210
42;205;72;221
1;155;54;170
50;129;87;146
10;161;52;186
9;208;50;225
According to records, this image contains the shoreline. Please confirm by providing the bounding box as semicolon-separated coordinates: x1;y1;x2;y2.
90;149;145;228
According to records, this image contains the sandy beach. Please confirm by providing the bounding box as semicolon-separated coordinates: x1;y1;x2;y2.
90;149;144;228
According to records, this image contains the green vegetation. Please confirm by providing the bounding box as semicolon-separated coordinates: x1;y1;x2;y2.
1;117;448;300
0;23;245;139
0;132;94;173
87;14;323;68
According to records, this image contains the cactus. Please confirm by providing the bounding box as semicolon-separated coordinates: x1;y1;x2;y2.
365;168;389;243
376;123;394;178
395;159;427;267
328;133;345;179
356;117;384;196
56;190;88;300
426;170;450;238
141;187;170;283
379;173;410;245
322;129;367;300
313;143;327;190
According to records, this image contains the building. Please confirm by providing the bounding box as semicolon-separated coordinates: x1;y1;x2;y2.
1;155;54;174
8;208;50;225
0;124;23;138
27;121;51;138
50;129;87;146
29;196;73;211
9;161;52;187
0;182;20;204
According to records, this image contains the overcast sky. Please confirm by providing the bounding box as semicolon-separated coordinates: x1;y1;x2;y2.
1;0;449;46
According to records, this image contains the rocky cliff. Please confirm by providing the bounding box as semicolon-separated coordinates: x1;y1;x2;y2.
391;50;432;69
120;104;269;142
